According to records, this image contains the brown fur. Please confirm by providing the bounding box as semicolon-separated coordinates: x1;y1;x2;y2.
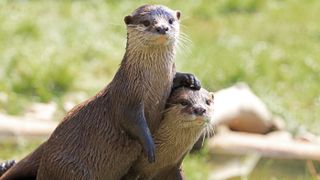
123;88;214;180
1;5;181;180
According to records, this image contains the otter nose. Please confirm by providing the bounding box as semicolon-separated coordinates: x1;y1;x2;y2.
194;107;206;116
156;26;169;34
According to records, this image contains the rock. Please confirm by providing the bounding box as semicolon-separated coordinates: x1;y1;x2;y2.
213;83;285;134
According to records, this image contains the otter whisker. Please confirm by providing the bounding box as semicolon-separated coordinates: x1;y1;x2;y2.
178;35;191;43
201;128;207;147
210;121;216;137
176;32;192;54
179;32;192;43
206;123;213;138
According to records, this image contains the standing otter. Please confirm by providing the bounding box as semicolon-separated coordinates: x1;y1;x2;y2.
1;4;200;180
123;88;214;180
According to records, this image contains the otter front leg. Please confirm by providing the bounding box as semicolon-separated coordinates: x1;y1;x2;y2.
173;72;201;90
121;102;155;163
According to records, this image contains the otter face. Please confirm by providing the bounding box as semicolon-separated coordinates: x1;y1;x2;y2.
124;5;180;46
166;88;214;128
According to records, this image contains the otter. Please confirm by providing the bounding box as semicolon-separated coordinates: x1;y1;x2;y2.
123;87;214;180
1;4;200;180
0;88;213;180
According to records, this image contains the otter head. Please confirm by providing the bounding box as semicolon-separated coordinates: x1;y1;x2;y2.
124;5;180;46
165;88;214;129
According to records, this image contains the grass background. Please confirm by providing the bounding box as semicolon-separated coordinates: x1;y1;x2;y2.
0;0;319;179
1;0;319;133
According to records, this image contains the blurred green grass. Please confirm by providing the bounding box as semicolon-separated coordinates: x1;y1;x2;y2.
1;0;319;133
0;1;319;178
1;0;319;132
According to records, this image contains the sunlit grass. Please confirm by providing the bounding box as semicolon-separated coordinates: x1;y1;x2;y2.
183;148;212;179
0;0;319;131
0;1;319;178
0;138;45;160
1;0;319;131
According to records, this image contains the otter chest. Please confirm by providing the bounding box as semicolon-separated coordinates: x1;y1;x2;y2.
143;66;175;131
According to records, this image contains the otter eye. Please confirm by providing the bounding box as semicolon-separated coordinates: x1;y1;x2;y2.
180;100;190;106
141;20;150;27
168;18;174;25
206;99;211;105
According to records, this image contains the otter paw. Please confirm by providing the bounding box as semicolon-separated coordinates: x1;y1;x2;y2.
173;72;201;90
142;136;155;163
0;160;16;175
185;73;201;90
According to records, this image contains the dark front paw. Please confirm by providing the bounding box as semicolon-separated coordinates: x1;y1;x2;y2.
173;72;201;90
140;126;155;163
145;142;155;163
183;73;201;90
121;102;156;163
141;132;155;163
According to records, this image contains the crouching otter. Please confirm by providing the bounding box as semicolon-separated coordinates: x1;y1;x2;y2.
123;87;214;180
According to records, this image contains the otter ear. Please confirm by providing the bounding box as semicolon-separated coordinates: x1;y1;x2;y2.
124;15;132;25
210;92;214;100
176;11;181;20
